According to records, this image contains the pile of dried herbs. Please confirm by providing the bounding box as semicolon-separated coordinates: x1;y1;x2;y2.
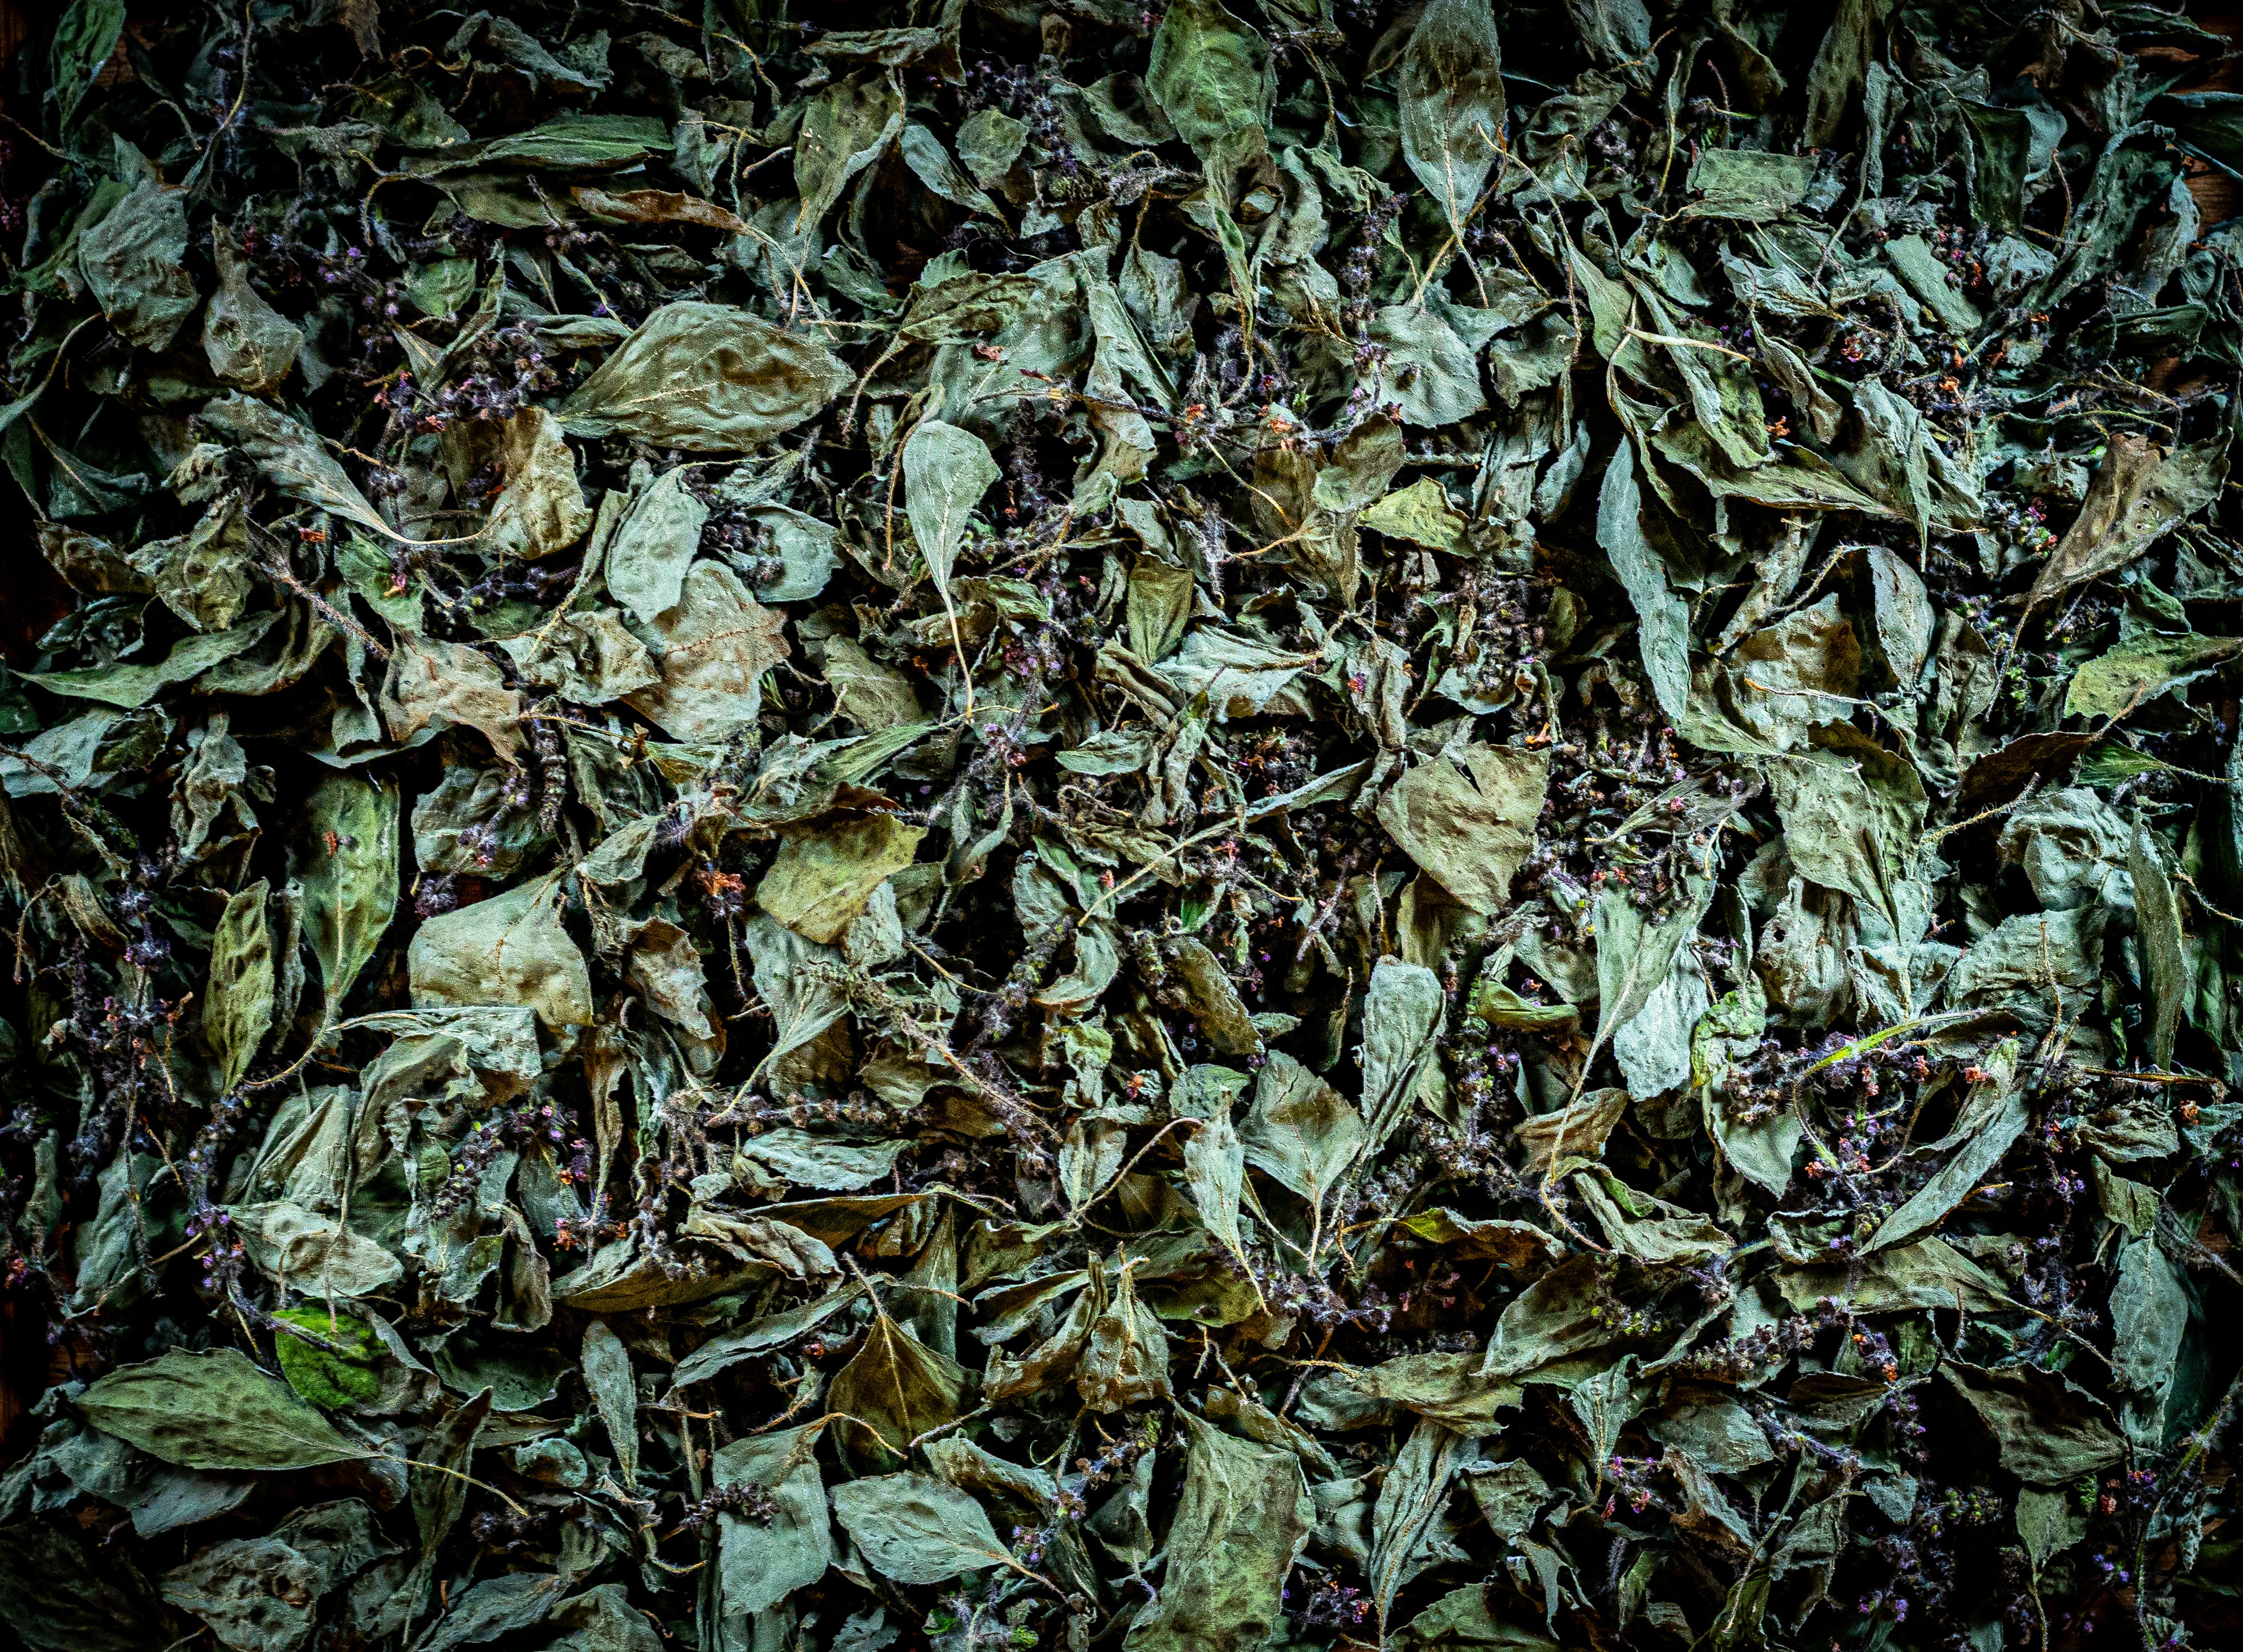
8;0;2243;1647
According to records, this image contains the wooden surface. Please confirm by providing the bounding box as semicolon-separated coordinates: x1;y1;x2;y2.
2185;6;2243;226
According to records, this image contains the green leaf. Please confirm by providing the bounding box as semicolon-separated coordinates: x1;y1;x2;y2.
408;872;593;1030
672;1283;865;1388
715;1423;833;1617
336;532;424;633
1146;0;1273;186
1361;478;1469;553
499;607;660;703
830;1472;1011;1584
581;1321;638;1487
1940;1360;2127;1486
901;419;1000;593
29;611;278;707
79;181;198;351
1165;935;1261;1054
737;1130;910;1191
1481;1249;1641;1379
407;1386;491;1602
1122;1410;1309;1652
233;1203;403;1298
1596;441;1694;729
739;915;850;1072
203;226;300;394
736;503;841;603
2109;1237;2188;1448
1126;557;1195;663
481;406;591;562
622;561;789;741
2016;1485;2087;1572
197;395;395;541
294;773;400;1014
1375;744;1550;913
1366;301;1498;427
1370;1420;1481;1629
48;0;127;130
796;72;906;225
1393;1585;1560;1652
1686;148;1817;221
272;1308;384;1409
131;495;252;634
1804;0;1877;149
605;466;710;623
1866;543;1933;687
1359;957;1446;1156
1399;0;1507;236
2025;435;2226;618
479;109;662;160
205;881;274;1090
2066;633;2243;721
755;812;926;944
161;1535;323;1652
2130;820;2192;1068
828;1311;974;1468
560;303;851;451
76;1348;367;1471
1869;1060;2029;1250
1239;1051;1364;1205
1766;741;1920;929
1076;1258;1172;1411
418;1576;571;1652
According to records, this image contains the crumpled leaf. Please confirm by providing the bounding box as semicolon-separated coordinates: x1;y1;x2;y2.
622;561;788;741
294;773;399;1014
382;638;526;759
409;872;593;1029
1376;745;1550;912
1941;1360;2128;1486
205;880;275;1089
161;1535;325;1652
80;181;198;350
1147;0;1272;185
1122;1411;1309;1652
131;495;253;633
2067;631;2243;721
1360;957;1447;1154
756;812;925;944
561;302;850;451
481;406;591;561
203;226;300;394
231;1202;403;1296
2025;435;2227;617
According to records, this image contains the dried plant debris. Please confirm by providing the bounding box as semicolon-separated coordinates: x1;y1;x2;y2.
9;1;2243;1650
